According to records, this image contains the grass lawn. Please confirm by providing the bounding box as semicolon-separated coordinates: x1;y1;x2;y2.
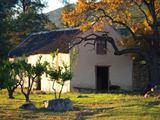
0;90;160;120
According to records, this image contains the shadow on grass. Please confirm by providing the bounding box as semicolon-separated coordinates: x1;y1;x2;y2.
31;105;114;118
143;100;160;108
117;100;160;109
34;108;56;113
74;107;115;120
33;105;86;113
79;89;143;95
94;107;114;112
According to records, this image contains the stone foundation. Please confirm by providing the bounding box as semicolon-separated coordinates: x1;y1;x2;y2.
133;62;149;91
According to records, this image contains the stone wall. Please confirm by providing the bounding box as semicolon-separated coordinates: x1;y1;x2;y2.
132;62;149;91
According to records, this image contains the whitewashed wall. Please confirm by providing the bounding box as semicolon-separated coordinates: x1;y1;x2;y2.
27;53;70;93
71;26;133;90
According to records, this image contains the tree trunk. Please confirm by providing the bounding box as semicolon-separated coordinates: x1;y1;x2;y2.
7;89;14;99
36;76;41;90
52;80;57;99
59;83;64;98
147;47;159;87
25;94;30;102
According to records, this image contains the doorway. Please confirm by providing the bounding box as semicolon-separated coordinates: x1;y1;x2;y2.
96;66;109;92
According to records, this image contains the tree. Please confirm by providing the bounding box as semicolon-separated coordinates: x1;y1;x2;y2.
9;0;56;45
62;0;160;89
15;57;47;102
0;0;18;62
0;0;55;61
0;0;19;94
61;4;76;27
47;52;72;99
0;60;19;99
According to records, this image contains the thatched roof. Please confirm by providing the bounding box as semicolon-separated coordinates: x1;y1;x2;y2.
8;28;80;57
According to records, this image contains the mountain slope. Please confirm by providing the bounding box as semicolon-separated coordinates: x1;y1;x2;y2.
46;7;63;28
46;4;75;28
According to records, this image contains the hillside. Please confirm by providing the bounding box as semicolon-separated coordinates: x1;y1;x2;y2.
46;7;63;28
46;4;75;28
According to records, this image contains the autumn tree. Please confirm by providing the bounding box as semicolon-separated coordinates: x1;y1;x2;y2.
61;4;75;27
62;0;160;88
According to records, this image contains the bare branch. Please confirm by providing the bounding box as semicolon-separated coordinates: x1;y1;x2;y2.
102;34;149;61
132;0;151;25
84;41;96;47
69;39;83;50
143;0;159;34
143;0;150;6
98;8;136;39
29;75;38;93
69;31;149;62
69;33;101;49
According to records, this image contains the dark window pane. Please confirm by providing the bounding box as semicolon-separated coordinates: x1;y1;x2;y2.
96;40;107;55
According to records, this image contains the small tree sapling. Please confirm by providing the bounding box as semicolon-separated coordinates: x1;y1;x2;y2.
47;51;72;99
15;56;47;102
0;60;19;99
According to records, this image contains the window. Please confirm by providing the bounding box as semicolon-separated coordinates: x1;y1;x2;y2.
96;40;107;55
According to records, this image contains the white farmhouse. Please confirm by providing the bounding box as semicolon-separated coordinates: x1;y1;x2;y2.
8;27;148;92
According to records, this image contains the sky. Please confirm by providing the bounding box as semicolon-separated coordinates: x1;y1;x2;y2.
43;0;76;13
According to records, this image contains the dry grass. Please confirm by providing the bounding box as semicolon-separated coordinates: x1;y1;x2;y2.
0;89;160;120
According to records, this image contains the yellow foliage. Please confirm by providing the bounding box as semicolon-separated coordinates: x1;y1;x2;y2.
62;0;160;35
80;22;92;31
